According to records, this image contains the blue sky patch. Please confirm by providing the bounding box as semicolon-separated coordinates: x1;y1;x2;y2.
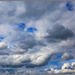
0;36;5;39
57;55;62;59
0;36;5;42
48;61;62;69
16;23;25;30
66;2;73;11
27;27;37;32
41;60;62;70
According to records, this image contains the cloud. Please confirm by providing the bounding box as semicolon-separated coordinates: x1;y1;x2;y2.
62;63;71;69
45;24;74;42
72;62;75;68
61;52;74;60
52;69;75;74
59;37;75;50
16;38;37;50
0;1;65;24
0;42;7;50
0;1;74;74
0;46;57;68
43;62;75;74
20;1;64;20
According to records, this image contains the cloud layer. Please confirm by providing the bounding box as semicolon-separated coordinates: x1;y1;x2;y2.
0;1;75;74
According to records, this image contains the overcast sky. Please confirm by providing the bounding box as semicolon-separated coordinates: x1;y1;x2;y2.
0;1;75;74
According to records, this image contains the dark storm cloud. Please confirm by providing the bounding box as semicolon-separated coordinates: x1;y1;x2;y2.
45;24;74;42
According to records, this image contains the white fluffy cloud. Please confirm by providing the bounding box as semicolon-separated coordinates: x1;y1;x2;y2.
72;62;75;68
62;63;71;69
42;62;75;74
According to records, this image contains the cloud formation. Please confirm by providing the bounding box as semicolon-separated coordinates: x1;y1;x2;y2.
42;62;75;74
0;1;74;74
0;47;56;68
45;24;74;42
0;42;7;50
61;52;74;60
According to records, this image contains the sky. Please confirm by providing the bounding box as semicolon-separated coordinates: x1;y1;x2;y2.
0;1;75;74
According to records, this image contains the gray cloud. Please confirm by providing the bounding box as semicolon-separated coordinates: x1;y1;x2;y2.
0;1;65;24
45;24;74;42
0;1;74;74
0;42;7;50
16;39;37;50
0;47;56;68
19;2;63;20
61;52;74;60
